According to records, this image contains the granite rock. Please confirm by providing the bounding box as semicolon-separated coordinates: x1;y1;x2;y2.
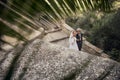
0;39;120;80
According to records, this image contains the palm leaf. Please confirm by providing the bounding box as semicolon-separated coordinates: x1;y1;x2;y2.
0;0;113;42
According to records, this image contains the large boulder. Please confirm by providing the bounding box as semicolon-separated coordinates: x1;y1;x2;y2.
0;44;24;80
0;39;120;80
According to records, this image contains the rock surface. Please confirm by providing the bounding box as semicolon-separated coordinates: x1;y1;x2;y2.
43;30;68;42
0;44;24;80
0;39;120;80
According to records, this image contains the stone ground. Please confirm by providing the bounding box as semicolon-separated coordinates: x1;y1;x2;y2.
43;30;68;42
0;22;120;80
2;39;119;80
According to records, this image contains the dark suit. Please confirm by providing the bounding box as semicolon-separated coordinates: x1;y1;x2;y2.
76;33;83;51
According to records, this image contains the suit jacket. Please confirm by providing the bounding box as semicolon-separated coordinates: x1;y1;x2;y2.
76;33;83;46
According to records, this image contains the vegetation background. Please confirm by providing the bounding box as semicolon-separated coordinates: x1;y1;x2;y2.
66;1;120;61
0;0;120;61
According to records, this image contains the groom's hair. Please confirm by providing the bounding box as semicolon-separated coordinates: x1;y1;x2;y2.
76;28;81;31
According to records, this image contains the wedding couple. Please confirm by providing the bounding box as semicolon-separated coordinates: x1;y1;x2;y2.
69;28;83;51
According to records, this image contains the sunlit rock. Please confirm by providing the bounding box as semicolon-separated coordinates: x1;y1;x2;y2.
0;39;118;80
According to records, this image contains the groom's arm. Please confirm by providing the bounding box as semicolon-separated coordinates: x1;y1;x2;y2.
76;35;81;41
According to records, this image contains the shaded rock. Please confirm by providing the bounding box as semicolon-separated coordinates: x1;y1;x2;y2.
0;44;24;80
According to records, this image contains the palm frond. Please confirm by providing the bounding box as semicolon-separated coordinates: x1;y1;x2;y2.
0;0;113;41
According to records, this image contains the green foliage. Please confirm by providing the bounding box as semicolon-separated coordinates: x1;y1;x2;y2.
108;49;120;61
66;9;120;62
89;10;120;62
0;0;112;20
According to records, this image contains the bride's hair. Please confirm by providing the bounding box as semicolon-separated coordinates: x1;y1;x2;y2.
70;30;76;38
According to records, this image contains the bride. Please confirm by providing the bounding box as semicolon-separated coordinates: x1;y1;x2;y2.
69;31;79;50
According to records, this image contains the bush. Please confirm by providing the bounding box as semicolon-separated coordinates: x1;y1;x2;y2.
65;10;120;62
108;49;120;61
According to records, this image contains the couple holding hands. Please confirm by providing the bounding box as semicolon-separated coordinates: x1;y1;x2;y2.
69;28;83;51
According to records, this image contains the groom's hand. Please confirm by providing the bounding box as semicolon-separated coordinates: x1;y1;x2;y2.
76;39;80;41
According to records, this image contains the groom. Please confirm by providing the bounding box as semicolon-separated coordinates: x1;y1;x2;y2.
76;28;83;51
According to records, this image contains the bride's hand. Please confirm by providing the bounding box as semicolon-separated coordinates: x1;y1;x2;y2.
72;42;74;45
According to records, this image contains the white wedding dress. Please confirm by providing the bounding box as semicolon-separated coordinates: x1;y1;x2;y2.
69;32;79;50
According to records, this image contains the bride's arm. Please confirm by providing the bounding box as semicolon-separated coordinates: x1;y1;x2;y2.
69;37;74;45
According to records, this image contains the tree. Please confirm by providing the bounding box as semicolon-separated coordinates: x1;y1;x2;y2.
0;0;113;42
